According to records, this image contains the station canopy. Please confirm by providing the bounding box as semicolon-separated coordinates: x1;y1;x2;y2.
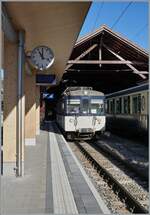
58;25;148;95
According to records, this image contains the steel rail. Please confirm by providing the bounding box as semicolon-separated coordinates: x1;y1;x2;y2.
94;141;148;183
75;141;148;214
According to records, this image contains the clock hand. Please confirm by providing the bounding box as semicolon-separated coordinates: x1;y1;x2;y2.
39;49;44;59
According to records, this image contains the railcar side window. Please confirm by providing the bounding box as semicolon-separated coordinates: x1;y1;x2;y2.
132;95;141;114
128;96;130;114
138;95;141;113
123;96;130;114
132;96;138;114
116;98;122;114
67;99;80;114
119;97;122;113
110;99;115;114
107;101;109;113
141;95;145;111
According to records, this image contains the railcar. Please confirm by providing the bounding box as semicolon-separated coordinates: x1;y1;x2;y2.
106;83;149;139
56;87;105;140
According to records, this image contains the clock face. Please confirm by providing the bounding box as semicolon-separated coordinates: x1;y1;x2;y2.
31;46;54;71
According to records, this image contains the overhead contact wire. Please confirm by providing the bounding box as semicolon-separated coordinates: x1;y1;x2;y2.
91;2;104;33
111;2;133;29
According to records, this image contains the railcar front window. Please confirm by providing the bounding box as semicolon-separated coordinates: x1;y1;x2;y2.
67;99;80;114
91;99;104;114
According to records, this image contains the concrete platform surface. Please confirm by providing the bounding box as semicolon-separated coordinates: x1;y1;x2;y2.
1;122;109;214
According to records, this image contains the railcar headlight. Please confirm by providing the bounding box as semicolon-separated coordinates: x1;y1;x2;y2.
69;118;74;123
96;118;101;124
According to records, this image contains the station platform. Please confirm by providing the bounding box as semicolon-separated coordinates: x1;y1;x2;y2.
1;121;109;214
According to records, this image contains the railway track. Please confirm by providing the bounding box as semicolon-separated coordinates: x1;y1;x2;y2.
73;140;149;214
91;139;148;190
95;133;148;181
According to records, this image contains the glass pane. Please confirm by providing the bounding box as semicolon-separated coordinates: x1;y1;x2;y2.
132;97;138;114
91;99;104;114
138;95;141;113
116;100;120;114
67;99;80;114
119;97;122;113
82;99;89;114
107;101;109;113
124;97;128;114
128;96;130;114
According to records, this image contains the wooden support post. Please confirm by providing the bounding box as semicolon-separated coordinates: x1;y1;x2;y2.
99;36;103;67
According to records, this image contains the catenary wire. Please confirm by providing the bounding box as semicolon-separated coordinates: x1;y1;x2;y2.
91;2;104;32
111;2;133;30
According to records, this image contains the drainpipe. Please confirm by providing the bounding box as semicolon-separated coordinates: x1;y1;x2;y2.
16;31;25;176
2;4;25;176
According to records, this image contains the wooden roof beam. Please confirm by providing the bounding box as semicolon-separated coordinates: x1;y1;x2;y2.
66;43;98;70
103;43;147;79
67;60;145;65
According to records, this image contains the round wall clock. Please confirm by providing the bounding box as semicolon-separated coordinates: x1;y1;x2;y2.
30;45;54;71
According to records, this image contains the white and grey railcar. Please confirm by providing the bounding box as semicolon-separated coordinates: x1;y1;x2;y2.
56;87;105;139
106;83;149;139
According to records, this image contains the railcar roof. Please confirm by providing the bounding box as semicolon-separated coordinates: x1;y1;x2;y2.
63;87;104;96
106;83;148;98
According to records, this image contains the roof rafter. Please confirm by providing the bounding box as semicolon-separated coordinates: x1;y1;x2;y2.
103;43;147;79
66;43;98;70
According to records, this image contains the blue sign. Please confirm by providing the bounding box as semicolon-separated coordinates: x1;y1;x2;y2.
43;93;54;100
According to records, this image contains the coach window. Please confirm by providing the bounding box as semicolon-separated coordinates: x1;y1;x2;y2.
141;95;145;111
128;96;130;114
132;96;138;114
107;101;109;113
116;99;121;114
123;97;128;114
119;97;122;113
113;99;115;114
138;94;141;113
110;99;115;114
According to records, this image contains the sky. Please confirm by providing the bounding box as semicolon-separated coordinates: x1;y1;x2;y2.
78;1;148;50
